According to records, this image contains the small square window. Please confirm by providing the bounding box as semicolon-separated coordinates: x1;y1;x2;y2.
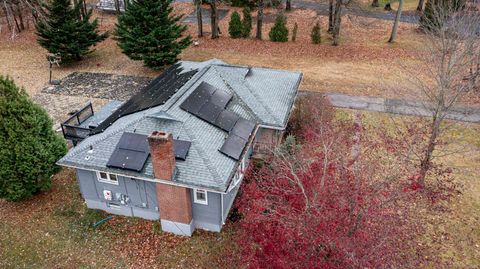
194;189;208;205
97;172;119;185
99;172;108;180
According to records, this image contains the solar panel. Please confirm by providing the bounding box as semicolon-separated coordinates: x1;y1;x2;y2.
209;89;233;108
117;132;149;152
214;110;240;132
107;149;149;172
197;101;223;124
174;139;191;161
92;64;197;135
219;134;247;160
180;82;216;114
231;118;256;140
106;132;150;172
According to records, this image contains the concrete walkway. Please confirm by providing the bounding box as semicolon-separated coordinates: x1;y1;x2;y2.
299;91;480;124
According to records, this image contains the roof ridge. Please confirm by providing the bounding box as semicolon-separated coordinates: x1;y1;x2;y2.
214;66;281;125
181;120;222;183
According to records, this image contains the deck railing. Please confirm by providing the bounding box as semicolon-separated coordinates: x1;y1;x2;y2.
61;102;94;143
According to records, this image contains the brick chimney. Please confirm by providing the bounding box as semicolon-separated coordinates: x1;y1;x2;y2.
148;131;193;235
148;131;176;180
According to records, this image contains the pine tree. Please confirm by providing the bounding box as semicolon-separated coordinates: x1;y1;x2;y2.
311;21;321;44
229;11;243;38
35;0;108;63
241;7;252;38
291;22;298;42
269;13;289;42
114;0;191;70
0;76;67;202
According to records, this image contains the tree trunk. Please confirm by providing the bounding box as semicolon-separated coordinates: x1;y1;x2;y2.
195;0;203;37
417;115;441;188
114;0;121;15
256;0;264;39
123;0;128;10
15;3;25;31
209;0;219;39
332;0;342;46
286;0;291;11
371;0;379;7
388;0;403;43
2;1;13;33
328;0;334;33
416;0;425;11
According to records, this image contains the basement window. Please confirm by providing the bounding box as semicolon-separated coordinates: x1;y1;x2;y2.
194;189;208;205
97;171;119;185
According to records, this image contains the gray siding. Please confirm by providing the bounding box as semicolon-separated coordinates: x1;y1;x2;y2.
76;169;160;220
191;191;222;232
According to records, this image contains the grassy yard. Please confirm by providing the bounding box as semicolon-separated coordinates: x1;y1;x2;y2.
0;168;237;268
336;109;480;268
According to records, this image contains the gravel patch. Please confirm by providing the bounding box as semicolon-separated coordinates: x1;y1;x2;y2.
32;93;111;126
42;72;152;100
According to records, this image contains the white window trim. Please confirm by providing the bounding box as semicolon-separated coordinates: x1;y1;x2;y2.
193;189;208;205
96;171;119;185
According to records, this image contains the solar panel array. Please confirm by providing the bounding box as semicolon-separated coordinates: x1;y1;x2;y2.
107;132;150;172
180;82;256;161
107;132;192;172
92;64;197;135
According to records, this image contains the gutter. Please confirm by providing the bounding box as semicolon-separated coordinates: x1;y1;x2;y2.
57;162;228;194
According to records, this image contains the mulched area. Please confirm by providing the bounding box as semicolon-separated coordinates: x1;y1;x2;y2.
42;72;152;100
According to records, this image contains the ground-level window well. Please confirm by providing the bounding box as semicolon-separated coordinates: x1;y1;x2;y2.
194;189;208;205
97;171;119;185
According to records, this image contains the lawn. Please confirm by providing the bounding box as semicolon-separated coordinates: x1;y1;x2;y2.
0;168;237;268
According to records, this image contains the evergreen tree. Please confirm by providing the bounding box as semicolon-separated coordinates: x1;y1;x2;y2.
0;76;67;202
311;21;321;44
291;22;298;42
114;0;191;70
241;7;252;38
229;11;243;38
269;13;289;42
35;0;108;63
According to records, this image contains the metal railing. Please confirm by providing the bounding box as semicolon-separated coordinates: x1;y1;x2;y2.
61;102;94;143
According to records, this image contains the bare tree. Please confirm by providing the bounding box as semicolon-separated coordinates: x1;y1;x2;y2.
286;0;291;10
404;4;480;187
195;0;203;37
332;0;343;46
328;0;334;33
256;0;264;39
416;0;425;11
388;0;404;43
206;0;219;39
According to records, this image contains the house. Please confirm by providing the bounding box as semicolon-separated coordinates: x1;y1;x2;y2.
57;59;302;236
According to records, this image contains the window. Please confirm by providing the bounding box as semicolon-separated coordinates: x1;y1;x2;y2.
194;189;208;205
97;171;119;185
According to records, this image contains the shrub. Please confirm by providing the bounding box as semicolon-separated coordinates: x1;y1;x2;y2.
420;0;466;31
35;0;108;63
0;76;67;202
269;13;289;42
311;21;321;44
114;0;191;70
229;11;243;38
291;22;298;42
241;7;252;38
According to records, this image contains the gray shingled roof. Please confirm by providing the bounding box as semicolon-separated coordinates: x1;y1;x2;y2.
57;60;302;192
